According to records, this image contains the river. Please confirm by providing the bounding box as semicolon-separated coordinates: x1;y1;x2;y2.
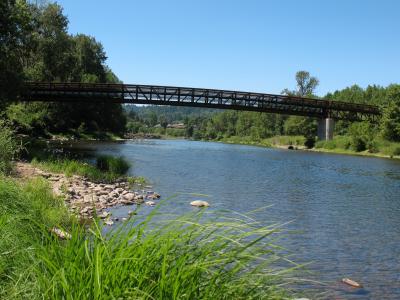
63;139;400;299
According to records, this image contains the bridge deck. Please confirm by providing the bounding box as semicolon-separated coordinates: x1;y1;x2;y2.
20;82;381;122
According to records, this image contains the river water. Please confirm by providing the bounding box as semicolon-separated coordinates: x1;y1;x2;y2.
64;139;400;299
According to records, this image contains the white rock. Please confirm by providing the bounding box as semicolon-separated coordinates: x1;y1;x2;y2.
145;201;156;206
190;200;210;207
104;219;114;226
124;193;135;201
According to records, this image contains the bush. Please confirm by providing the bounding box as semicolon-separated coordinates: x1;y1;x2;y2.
351;137;367;152
0;120;22;174
393;147;400;156
367;140;379;153
96;155;130;175
304;136;315;149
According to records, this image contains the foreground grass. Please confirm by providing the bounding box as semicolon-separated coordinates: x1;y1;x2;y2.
0;176;298;299
0;177;72;299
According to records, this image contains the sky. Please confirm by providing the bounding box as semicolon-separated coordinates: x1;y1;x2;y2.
56;0;399;96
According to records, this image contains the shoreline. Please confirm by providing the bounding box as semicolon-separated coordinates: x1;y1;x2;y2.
196;137;400;161
34;133;400;161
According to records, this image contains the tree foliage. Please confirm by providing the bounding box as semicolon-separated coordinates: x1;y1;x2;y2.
1;0;126;136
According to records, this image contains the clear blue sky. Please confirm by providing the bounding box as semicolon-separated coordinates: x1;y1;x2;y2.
57;0;399;96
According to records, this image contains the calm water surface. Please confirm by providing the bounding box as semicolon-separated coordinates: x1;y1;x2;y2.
68;139;400;299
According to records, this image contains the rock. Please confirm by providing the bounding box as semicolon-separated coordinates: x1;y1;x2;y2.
341;278;362;288
96;190;109;196
190;200;210;207
128;210;137;216
124;193;136;201
104;219;114;226
99;211;110;219
145;201;156;206
122;217;128;222
51;227;72;240
120;199;134;205
105;184;115;190
99;195;108;203
109;191;119;198
83;195;93;203
115;188;124;194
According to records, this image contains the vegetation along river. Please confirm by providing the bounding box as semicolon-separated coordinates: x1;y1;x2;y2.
65;139;400;299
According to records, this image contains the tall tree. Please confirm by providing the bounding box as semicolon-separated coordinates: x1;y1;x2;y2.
282;70;319;97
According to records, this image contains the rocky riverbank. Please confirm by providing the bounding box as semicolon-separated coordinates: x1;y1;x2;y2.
15;162;160;224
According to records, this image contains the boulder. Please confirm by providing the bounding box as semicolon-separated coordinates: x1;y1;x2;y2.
190;200;210;207
124;193;136;201
145;201;156;206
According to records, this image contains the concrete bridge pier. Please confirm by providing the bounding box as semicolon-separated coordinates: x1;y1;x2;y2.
317;118;335;140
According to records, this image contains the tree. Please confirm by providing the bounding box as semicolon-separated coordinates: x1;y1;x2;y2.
282;71;319;147
0;0;32;107
381;84;400;142
282;70;319;97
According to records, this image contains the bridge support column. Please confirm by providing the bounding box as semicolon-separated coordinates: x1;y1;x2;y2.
317;118;334;141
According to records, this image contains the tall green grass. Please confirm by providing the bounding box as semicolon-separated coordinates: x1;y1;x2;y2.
0;177;72;299
96;155;130;175
34;210;296;299
31;156;137;183
0;176;298;299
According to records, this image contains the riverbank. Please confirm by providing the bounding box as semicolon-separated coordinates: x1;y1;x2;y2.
197;135;400;160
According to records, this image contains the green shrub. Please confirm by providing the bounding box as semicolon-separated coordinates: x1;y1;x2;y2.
367;140;379;153
351;137;367;152
393;147;400;156
304;136;315;149
96;155;130;175
0;120;22;174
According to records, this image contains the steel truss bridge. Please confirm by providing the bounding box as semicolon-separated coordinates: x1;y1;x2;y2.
20;82;381;122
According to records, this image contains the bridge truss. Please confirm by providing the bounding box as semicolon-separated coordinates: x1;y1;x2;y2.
20;82;381;122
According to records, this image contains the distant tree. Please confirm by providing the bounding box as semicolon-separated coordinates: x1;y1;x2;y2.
282;70;319;97
282;71;319;147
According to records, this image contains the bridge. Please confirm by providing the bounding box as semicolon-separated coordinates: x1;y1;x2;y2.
20;82;381;140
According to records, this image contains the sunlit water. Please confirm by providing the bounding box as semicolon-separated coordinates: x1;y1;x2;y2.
62;139;400;299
